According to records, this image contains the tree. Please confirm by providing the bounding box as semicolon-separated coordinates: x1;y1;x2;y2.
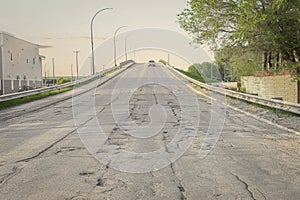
177;0;300;72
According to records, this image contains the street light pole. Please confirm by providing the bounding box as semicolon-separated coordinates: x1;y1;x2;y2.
52;58;55;85
125;37;127;64
114;26;126;66
134;48;136;62
124;34;132;64
90;8;112;75
44;64;47;86
71;64;73;81
73;50;80;80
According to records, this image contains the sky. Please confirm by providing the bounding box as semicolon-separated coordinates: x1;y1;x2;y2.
0;0;214;76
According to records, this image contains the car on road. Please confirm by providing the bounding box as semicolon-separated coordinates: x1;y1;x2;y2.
148;60;156;67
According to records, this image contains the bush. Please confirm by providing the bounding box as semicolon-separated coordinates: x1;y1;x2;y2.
175;66;205;83
187;65;205;82
57;77;71;85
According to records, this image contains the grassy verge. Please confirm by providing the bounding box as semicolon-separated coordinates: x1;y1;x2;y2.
174;67;205;83
101;67;121;77
0;86;73;110
0;67;124;111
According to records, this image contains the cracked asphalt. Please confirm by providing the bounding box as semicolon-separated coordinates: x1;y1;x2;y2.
0;63;300;200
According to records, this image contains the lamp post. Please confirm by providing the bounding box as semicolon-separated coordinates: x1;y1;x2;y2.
73;50;80;80
52;58;55;85
114;26;126;66
71;64;73;81
90;8;113;75
125;36;128;64
44;64;47;86
124;34;132;64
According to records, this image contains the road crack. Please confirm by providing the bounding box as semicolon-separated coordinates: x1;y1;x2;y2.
0;166;23;188
170;163;187;200
16;116;95;163
16;129;77;163
163;126;187;199
152;88;158;104
230;173;256;200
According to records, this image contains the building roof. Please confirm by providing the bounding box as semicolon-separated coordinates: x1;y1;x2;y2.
0;31;14;37
0;31;42;47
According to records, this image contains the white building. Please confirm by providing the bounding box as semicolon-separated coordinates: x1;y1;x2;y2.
0;32;44;95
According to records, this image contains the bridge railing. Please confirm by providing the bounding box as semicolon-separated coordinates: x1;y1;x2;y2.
167;65;300;115
0;62;134;103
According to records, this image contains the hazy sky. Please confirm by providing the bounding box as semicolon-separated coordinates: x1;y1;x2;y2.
0;0;213;76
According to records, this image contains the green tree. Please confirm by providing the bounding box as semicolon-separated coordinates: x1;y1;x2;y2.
177;0;300;72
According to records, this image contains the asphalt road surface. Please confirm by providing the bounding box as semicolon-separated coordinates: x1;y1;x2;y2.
0;63;299;200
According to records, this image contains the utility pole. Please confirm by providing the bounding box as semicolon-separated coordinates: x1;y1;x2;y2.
210;63;213;80
223;63;226;81
125;34;132;64
44;64;47;86
231;65;234;81
74;50;80;80
52;58;55;85
71;64;73;81
125;38;128;64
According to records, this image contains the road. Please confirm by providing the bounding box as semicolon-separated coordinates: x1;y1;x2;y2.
0;63;300;200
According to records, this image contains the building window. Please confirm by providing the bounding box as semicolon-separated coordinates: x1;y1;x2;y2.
27;58;29;63
10;53;13;61
33;58;36;64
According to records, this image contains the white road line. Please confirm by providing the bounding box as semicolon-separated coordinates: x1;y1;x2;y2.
171;68;300;136
190;84;300;135
225;103;300;135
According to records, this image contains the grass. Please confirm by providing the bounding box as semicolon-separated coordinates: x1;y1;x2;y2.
0;86;73;110
174;67;205;83
101;67;121;77
0;67;124;111
57;77;71;84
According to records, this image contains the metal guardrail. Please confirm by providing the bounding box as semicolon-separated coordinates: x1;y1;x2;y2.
0;62;134;103
168;65;300;115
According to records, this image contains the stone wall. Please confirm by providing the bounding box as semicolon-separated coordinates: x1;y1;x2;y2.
241;75;298;103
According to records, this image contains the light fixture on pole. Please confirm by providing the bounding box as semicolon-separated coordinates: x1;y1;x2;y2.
114;26;126;66
90;8;113;75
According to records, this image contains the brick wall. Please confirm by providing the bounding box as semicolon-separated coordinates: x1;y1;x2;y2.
241;75;298;103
